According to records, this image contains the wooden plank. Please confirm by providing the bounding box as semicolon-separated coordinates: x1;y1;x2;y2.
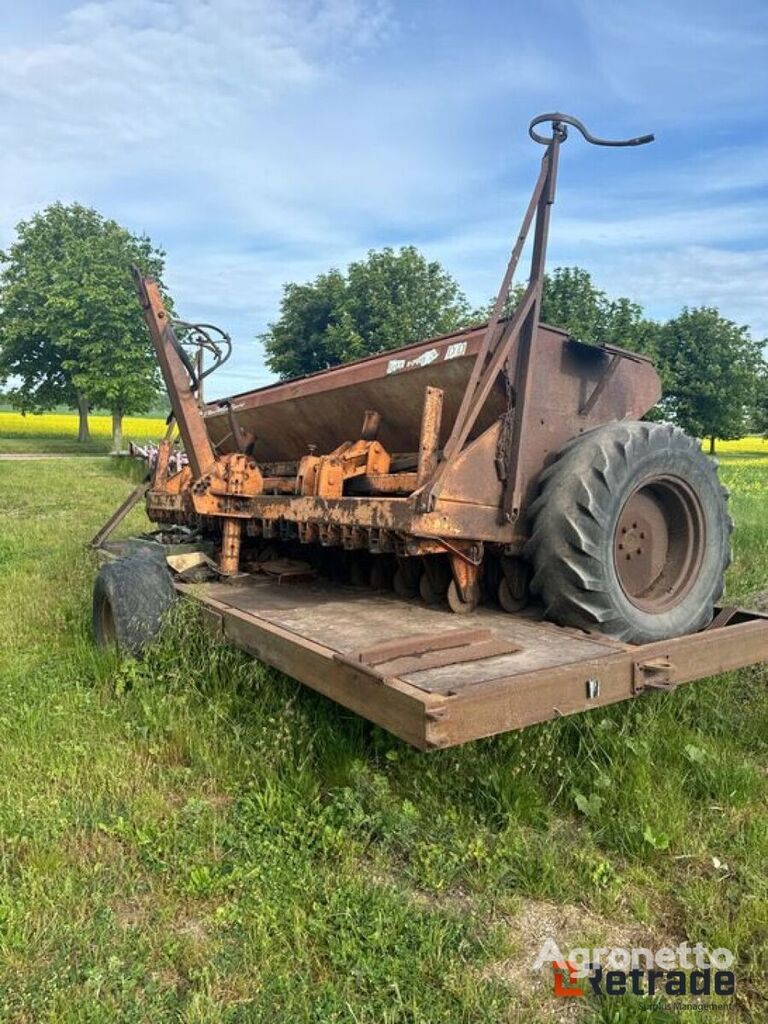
370;637;521;678
354;628;492;666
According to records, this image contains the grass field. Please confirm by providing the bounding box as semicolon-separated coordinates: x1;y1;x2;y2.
0;447;766;1022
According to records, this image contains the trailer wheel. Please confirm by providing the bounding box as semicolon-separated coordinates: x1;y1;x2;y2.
93;551;176;656
526;421;732;643
447;579;480;614
498;556;529;613
498;578;526;613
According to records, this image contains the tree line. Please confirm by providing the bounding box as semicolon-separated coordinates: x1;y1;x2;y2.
0;203;765;453
262;257;767;453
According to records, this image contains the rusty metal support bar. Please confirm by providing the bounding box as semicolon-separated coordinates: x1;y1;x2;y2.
219;518;243;575
706;606;739;630
414;287;537;512
153;438;172;488
416;386;443;487
89;480;150;549
133;269;217;481
422;158;549;485
348;473;418;495
414;155;550;512
502;133;562;522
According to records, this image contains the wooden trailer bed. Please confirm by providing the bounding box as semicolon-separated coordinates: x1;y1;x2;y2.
98;545;767;749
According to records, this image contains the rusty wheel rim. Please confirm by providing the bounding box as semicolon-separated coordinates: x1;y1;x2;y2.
613;475;706;612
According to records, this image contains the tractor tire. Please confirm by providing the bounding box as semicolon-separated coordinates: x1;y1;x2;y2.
93;549;176;656
525;421;732;643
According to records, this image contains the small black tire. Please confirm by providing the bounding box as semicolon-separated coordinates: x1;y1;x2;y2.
525;421;732;643
93;550;176;656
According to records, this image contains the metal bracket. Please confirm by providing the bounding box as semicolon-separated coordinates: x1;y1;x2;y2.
633;656;676;693
705;606;739;630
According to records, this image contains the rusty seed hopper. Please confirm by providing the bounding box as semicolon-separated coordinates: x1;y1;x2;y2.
123;113;732;646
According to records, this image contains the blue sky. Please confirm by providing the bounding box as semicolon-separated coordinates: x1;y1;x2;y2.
1;0;766;398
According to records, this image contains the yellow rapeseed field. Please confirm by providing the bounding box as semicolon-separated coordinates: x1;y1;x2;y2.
1;409;766;455
708;436;768;454
0;411;166;440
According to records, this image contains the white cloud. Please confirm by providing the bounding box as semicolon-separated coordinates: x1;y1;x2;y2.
577;0;768;119
594;246;768;339
0;0;766;404
0;0;389;149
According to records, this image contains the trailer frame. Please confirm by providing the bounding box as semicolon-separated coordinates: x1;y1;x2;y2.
98;539;768;750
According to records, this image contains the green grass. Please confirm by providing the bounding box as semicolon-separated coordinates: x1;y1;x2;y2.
0;455;766;1022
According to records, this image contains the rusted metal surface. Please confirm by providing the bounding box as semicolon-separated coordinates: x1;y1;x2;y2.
416;386;443;487
614;477;704;611
219;518;242;576
132;112;665;603
499;124;567;521
347;472;418;495
203;322;659;461
134;271;217;481
579;353;620;415
152;439;172;487
632;655;676;693
706;606;739;630
422;158;549;499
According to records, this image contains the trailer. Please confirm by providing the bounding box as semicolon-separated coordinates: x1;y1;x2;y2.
91;111;768;746
95;537;767;749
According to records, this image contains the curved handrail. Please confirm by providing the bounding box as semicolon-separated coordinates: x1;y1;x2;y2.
529;112;654;147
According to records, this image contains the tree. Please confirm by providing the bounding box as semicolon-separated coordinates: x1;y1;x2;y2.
263;246;473;379
752;358;768;436
507;266;658;356
0;203;166;448
657;307;763;453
